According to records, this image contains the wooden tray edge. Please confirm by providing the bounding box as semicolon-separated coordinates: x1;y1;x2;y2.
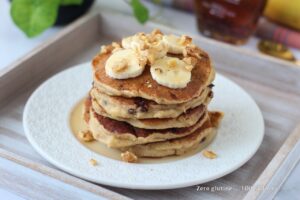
0;148;131;200
243;123;300;200
0;11;299;199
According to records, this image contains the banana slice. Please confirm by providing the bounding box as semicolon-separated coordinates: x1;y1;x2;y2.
163;34;192;54
122;34;168;60
122;35;146;50
150;56;192;89
105;49;145;79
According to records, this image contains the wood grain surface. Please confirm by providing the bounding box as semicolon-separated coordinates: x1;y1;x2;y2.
0;12;300;200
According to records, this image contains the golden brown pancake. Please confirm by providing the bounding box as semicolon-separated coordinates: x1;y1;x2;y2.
91;96;208;129
92;50;215;104
90;86;213;119
121;111;223;157
84;98;210;148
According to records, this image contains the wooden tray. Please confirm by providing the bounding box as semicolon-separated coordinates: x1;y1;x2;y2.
1;11;300;200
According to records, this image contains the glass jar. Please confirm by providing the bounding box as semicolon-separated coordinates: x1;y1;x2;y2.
194;0;267;44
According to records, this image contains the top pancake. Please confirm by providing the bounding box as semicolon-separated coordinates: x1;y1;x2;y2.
92;50;215;104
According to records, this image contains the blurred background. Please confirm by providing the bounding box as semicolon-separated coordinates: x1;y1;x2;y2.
1;0;300;69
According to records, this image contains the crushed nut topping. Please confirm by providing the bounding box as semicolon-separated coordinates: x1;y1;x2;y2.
112;42;121;48
137;32;146;37
104;30;201;88
179;35;192;46
203;150;217;159
78;130;94;142
89;159;98;166
100;45;109;54
151;29;163;36
121;151;138;163
183;57;198;66
184;46;202;59
185;65;194;71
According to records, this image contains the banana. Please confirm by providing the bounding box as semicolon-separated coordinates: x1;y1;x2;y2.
105;49;145;79
122;35;145;50
122;34;168;61
163;34;192;54
150;56;193;89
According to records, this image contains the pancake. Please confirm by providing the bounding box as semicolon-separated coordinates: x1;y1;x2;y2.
92;50;215;104
84;98;210;148
90;86;213;119
121;111;223;158
91;96;209;129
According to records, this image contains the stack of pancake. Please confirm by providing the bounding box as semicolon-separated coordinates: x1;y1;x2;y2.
83;30;223;159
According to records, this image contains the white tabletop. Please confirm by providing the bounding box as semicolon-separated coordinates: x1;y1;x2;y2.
1;0;299;199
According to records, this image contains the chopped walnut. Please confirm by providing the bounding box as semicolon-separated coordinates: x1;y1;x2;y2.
89;159;98;166
183;57;198;66
78;130;94;142
138;40;148;50
137;32;146;37
100;45;115;54
112;42;121;48
185;65;194;71
179;35;192;46
151;29;163;36
111;42;122;53
121;151;138;163
100;45;108;54
184;46;202;59
203;150;217;159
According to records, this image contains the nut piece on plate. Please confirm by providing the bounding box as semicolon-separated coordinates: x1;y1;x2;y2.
89;159;98;166
78;130;94;142
202;150;217;159
121;151;138;163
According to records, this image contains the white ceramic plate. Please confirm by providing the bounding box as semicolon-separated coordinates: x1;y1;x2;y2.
23;63;264;190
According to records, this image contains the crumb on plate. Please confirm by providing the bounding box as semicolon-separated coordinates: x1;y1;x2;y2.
203;150;217;159
89;159;98;166
121;151;138;163
78;130;94;142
